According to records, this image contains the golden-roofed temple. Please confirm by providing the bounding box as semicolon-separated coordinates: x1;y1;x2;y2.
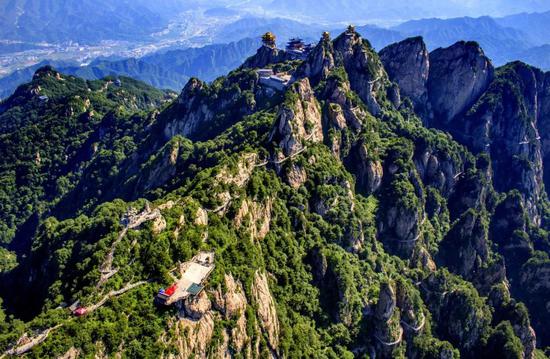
262;32;276;47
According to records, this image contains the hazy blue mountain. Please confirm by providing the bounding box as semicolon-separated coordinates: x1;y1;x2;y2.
516;45;550;70
393;16;531;64
0;0;173;44
267;0;550;23
496;11;550;46
0;38;260;99
212;17;323;44
143;37;259;81
352;25;405;50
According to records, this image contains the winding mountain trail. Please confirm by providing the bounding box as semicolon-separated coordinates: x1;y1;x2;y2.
1;281;149;357
98;205;161;287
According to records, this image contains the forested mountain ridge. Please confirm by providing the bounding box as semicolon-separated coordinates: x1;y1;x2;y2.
0;28;549;358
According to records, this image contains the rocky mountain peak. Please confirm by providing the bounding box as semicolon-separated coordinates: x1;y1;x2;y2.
293;33;336;86
428;41;495;125
380;36;430;115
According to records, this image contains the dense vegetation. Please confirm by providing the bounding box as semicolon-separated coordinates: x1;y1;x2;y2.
0;28;549;359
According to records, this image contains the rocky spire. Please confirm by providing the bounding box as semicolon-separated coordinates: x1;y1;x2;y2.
380;37;430;117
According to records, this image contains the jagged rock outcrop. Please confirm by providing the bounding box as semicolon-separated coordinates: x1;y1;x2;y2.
462;62;544;224
332;28;388;116
352;143;383;195
234;197;273;240
380;37;430;116
285;163;307;189
322;74;367;132
183;291;211;320
242;45;290;69
211;274;254;355
413;146;462;197
293;33;335;86
428;41;494;125
376;139;427;260
378;180;423;259
438;210;489;278
373;282;403;357
252;271;280;355
170;313;216;359
163;79;211;139
162;73;258;142
269;78;323;157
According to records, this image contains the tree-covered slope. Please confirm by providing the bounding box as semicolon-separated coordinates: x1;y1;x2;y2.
0;29;549;359
0;67;175;246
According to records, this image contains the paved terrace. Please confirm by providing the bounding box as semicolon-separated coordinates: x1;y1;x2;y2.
161;252;215;306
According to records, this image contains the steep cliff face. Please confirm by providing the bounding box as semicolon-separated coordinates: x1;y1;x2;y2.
269;78;323;157
293;34;335;86
463;63;545;224
161;70;265;142
428;41;494;126
538;73;550;186
379;39;548;226
332;28;390;116
251;271;280;355
380;37;430;116
242;45;291;70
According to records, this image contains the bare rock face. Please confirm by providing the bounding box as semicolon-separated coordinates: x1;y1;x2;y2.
373;282;403;357
138;140;181;191
57;347;80;359
285;163;307;189
211;274;252;354
270;78;323;157
352;143;383;195
380;37;430;115
164;78;211;139
184;291;212;320
163;75;257;142
168;312;216;359
438;210;489;279
462;62;544;224
252;271;280;354
194;207;208;226
234;197;273;240
413;147;462;197
293;34;335;86
333;28;388;116
242;45;290;69
539;72;550;186
375;282;397;322
428;41;494;125
322;76;366;131
152;215;167;234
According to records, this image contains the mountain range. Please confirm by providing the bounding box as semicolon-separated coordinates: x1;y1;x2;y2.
1;26;550;358
0;37;261;99
4;11;550;100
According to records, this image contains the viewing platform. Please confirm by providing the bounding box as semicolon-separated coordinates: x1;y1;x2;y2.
156;252;215;306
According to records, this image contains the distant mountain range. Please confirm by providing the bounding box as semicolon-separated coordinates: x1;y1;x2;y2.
0;0;170;44
2;10;550;100
392;12;550;67
268;0;550;23
0;37;260;99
